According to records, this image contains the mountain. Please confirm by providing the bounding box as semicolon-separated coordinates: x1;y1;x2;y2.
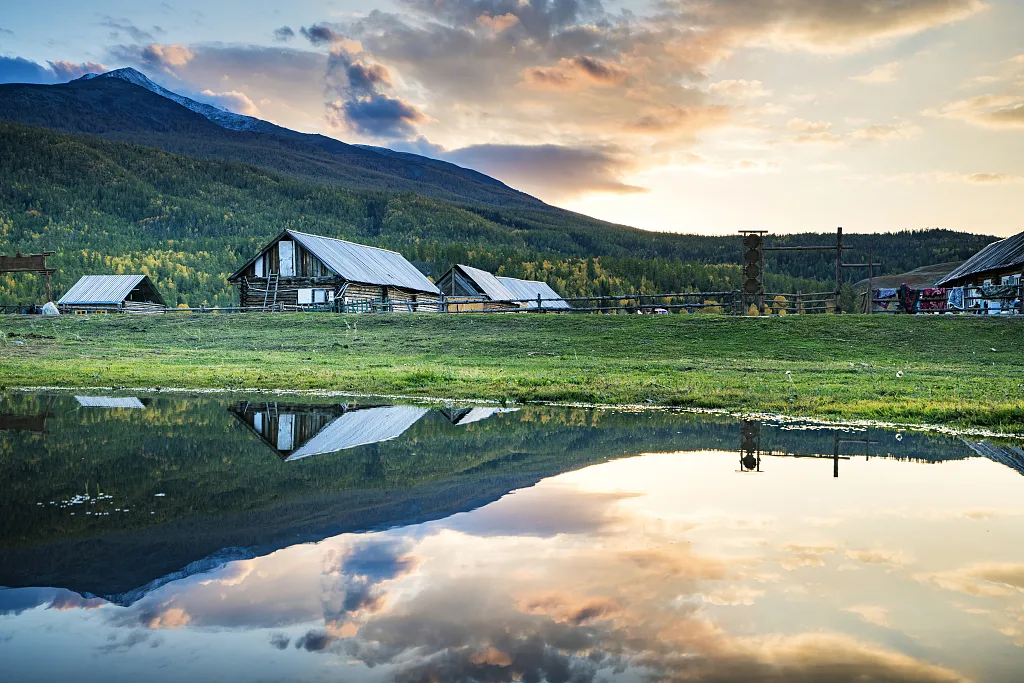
0;68;999;307
0;68;544;209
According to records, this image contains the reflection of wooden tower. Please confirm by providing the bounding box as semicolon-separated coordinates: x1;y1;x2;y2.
739;420;762;472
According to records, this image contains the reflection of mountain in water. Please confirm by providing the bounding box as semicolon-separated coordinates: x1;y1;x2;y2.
0;392;1017;605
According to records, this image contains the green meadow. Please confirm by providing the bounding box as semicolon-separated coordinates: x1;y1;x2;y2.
1;313;1021;432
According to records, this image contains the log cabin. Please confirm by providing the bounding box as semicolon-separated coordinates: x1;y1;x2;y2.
228;230;440;312
435;264;571;311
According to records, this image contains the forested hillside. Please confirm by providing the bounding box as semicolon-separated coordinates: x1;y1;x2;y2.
0;122;995;307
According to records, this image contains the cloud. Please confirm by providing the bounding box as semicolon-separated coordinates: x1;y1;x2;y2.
273;26;295;42
197;89;261;116
0;56;105;84
708;79;772;99
851;61;902;84
844;605;891;627
915;563;1024;598
301;23;340;46
110;43;195;73
324;45;427;138
523;56;628;89
925;94;1024;129
676;0;989;54
0;28;13;37
100;16;161;42
445;143;647;199
270;633;291;650
848;121;923;141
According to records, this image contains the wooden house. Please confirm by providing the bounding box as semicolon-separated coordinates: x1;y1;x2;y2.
938;231;1024;288
436;264;571;311
228;230;440;312
938;231;1023;314
57;275;166;314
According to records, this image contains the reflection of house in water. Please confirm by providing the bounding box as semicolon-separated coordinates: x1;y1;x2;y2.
230;403;429;461
440;406;519;426
74;396;147;409
963;440;1024;477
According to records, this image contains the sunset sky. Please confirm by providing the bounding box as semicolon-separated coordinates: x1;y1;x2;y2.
2;0;1022;237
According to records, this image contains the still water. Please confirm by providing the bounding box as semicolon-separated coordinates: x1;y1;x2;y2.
1;392;1023;682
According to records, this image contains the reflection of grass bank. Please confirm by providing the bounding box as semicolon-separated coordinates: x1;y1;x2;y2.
0;313;1021;431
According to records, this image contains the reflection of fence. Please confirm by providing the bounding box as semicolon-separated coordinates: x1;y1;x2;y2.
869;284;1023;315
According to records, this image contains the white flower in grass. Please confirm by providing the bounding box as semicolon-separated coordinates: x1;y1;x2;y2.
896;371;904;378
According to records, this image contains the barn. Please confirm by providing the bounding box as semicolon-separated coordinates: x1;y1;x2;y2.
57;275;166;314
229;230;440;312
436;264;571;311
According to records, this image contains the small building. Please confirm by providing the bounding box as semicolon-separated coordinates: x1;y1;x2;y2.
57;275;166;314
436;264;571;311
938;231;1024;288
228;230;440;312
435;264;521;311
496;275;572;310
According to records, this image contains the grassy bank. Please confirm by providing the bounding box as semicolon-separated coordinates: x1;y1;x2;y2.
0;313;1021;430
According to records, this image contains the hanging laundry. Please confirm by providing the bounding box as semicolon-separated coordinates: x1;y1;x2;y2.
898;284;920;314
946;287;965;310
919;287;948;311
874;288;898;310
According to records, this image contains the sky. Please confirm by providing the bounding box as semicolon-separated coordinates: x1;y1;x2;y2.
1;0;1022;237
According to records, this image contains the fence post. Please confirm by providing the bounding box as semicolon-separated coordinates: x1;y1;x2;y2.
537;293;542;312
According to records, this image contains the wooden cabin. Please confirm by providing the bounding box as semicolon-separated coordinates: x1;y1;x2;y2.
495;275;572;311
228;230;440;312
938;231;1023;314
57;275;166;314
436;264;571;311
435;264;521;311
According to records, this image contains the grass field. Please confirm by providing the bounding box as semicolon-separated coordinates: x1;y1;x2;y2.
0;313;1021;431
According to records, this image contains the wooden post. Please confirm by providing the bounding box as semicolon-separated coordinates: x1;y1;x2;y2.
537;293;542;312
835;227;843;314
866;246;873;314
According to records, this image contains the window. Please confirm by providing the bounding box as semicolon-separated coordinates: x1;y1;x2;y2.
313;289;328;304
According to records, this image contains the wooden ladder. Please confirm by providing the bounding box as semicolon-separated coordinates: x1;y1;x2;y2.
264;272;280;311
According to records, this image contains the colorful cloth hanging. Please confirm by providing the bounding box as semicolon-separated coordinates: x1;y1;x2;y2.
898;284;920;314
946;287;965;310
919;287;948;311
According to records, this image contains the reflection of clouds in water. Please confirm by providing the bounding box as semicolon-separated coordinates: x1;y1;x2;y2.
0;587;105;615
444;483;641;538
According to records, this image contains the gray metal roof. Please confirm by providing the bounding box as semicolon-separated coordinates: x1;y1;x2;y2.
938;231;1024;285
285;405;429;461
58;275;161;305
457;264;519;302
495;276;571;309
286;230;438;294
75;396;146;408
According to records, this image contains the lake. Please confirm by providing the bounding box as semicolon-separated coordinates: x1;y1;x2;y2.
1;392;1023;682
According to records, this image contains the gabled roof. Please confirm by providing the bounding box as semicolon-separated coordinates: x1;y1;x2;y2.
58;275;165;305
455;264;519;302
285;405;429;461
495;276;571;309
75;396;146;408
938;231;1024;285
230;230;439;294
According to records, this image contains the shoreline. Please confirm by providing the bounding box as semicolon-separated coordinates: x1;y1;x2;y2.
10;385;1024;441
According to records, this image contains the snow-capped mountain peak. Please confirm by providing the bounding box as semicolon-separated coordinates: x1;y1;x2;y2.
82;67;263;132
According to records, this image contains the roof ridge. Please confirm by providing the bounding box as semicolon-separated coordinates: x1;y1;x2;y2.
285;229;404;256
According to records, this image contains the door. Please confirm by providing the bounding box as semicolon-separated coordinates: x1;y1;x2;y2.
279;240;295;276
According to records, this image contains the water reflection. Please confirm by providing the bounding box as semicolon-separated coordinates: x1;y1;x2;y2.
0;392;1022;682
